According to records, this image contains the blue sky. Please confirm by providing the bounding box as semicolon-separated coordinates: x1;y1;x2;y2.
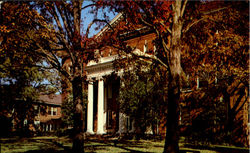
0;1;117;92
81;1;117;37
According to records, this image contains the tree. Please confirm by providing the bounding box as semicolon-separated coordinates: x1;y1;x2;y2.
181;1;248;146
96;1;189;152
61;90;88;132
117;59;167;135
0;2;60;136
182;75;248;146
97;1;248;152
1;1;108;152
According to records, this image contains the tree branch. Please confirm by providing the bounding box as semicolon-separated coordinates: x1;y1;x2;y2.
181;0;188;17
234;92;248;116
34;41;71;80
183;6;230;33
182;17;206;33
131;49;168;69
231;88;245;113
55;2;73;42
45;3;75;65
139;17;153;28
202;6;230;15
154;28;170;72
87;19;114;39
81;3;95;10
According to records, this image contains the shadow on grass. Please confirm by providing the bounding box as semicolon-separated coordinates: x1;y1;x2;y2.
179;149;200;153
184;144;249;153
24;149;68;153
86;139;150;153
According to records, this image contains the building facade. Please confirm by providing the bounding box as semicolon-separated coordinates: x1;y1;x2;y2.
37;94;62;133
84;14;165;135
82;13;249;147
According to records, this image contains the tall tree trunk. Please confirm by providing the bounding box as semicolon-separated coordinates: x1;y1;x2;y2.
164;76;181;153
164;1;183;153
71;1;84;152
72;76;85;153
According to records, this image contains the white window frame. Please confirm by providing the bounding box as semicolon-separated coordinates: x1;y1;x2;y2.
143;40;148;53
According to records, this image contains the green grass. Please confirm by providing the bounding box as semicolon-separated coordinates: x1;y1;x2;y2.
1;137;64;153
55;137;216;153
1;136;249;153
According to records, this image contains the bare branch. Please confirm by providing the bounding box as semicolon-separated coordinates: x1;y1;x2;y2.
55;32;75;64
182;17;206;33
131;49;168;69
181;0;188;17
235;92;248;115
183;6;230;34
55;3;73;42
34;40;71;80
44;3;75;65
81;3;95;10
202;6;230;15
140;17;153;28
86;19;113;38
27;64;54;70
159;21;172;34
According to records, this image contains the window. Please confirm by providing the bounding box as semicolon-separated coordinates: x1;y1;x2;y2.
53;107;57;116
108;84;112;99
126;116;132;131
94;49;99;58
49;107;57;116
107;110;112;128
199;80;208;88
196;77;208;89
144;40;148;53
51;107;53;116
48;106;51;115
34;105;39;115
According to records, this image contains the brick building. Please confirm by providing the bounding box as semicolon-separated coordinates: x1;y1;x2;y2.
84;13;165;135
61;13;249;146
0;87;62;136
36;94;62;133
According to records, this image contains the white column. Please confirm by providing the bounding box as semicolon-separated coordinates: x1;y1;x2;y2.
104;82;107;130
97;78;106;134
86;81;94;134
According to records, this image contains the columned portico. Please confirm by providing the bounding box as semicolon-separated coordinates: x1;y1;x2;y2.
86;55;122;135
86;78;107;135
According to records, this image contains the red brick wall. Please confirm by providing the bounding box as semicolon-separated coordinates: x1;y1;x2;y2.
39;105;61;123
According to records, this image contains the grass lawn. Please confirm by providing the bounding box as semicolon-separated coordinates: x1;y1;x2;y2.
1;136;65;153
1;136;248;153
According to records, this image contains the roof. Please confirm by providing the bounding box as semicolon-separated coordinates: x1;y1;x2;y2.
95;13;123;38
38;94;62;106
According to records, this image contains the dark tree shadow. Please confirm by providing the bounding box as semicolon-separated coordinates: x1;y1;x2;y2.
24;149;68;153
179;149;200;153
86;139;150;153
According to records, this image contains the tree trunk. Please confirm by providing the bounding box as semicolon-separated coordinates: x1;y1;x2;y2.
72;76;85;153
164;76;181;153
163;1;183;152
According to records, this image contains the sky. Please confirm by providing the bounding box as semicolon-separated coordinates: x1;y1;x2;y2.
81;1;117;37
46;1;117;94
0;1;117;93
